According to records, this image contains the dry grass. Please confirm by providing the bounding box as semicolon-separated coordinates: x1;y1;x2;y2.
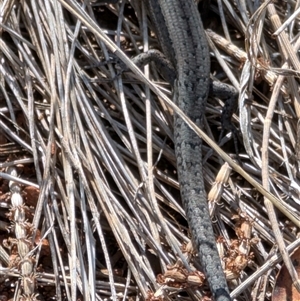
0;1;300;300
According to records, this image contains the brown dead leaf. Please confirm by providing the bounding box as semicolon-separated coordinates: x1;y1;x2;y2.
23;186;40;208
273;247;300;301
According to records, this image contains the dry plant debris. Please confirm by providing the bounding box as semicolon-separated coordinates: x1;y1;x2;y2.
0;0;300;301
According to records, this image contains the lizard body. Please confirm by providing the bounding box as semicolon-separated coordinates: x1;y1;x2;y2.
146;1;232;300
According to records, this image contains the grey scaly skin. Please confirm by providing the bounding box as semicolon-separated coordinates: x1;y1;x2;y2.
146;0;232;300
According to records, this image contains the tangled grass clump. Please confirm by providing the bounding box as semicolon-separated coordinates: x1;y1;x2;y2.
0;1;300;301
